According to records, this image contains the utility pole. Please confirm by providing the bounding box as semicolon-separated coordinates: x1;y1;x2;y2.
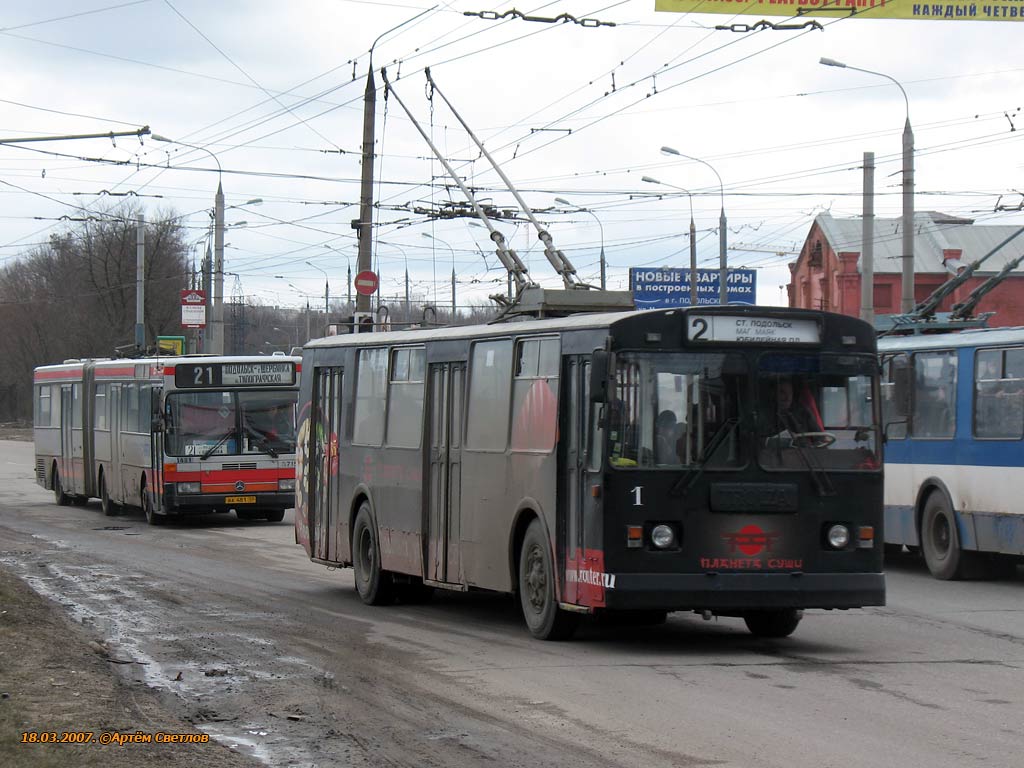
355;69;376;315
861;152;875;324
212;182;225;354
135;214;145;350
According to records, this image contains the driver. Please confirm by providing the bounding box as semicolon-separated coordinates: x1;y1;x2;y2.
775;377;822;437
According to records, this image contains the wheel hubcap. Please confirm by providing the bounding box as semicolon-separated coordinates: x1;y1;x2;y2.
357;527;373;584
524;544;547;612
932;515;950;556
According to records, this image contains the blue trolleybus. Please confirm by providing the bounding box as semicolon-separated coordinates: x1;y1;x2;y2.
879;327;1024;579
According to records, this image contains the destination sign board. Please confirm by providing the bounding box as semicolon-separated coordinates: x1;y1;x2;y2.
687;315;820;344
173;361;296;388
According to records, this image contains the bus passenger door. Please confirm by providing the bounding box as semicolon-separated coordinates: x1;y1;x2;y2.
564;360;585;601
564;359;603;607
311;367;341;562
149;387;164;512
109;385;125;504
426;362;464;585
59;385;73;491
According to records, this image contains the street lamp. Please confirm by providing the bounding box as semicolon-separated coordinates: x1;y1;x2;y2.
820;57;914;313
421;233;457;316
152;134;226;353
660;146;728;305
305;260;330;333
323;245;353;305
379;242;410;314
555;197;606;290
641;177;699;307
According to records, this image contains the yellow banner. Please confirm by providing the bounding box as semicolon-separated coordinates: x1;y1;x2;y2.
654;0;1024;22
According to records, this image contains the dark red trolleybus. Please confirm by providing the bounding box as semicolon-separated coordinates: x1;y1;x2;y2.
295;306;884;639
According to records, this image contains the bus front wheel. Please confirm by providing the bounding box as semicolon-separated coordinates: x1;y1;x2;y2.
352;504;394;605
52;465;70;507
743;609;802;638
142;481;163;526
921;492;970;580
518;519;579;641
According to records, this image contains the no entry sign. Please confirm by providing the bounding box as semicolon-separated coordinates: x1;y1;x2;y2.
354;270;379;296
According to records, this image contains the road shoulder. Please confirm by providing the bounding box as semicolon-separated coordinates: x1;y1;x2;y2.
0;566;260;768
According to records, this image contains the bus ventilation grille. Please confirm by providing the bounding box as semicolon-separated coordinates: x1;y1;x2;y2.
220;462;258;471
35;458;45;483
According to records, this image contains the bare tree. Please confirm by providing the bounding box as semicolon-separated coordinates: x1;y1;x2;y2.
0;204;189;421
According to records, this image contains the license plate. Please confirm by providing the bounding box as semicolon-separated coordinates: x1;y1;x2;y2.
225;495;257;504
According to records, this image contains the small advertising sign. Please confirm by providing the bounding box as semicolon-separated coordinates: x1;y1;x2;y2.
629;268;756;308
181;289;207;329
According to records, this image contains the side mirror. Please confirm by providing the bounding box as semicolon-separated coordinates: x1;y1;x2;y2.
590;350;610;403
151;414;165;433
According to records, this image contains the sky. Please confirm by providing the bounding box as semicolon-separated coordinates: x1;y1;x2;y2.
1;0;1022;320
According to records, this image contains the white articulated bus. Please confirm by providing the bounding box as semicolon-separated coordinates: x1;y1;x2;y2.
33;354;300;524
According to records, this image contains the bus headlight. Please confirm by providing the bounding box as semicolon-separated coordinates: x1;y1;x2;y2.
278;478;295;491
651;524;676;549
178;482;201;494
827;524;850;550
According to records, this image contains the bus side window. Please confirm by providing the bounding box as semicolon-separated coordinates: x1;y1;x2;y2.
881;354;909;440
975;347;1024;439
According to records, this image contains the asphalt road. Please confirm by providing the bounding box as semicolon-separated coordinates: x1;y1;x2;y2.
2;439;1022;767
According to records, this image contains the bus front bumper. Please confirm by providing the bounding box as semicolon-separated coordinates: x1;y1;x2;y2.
162;490;294;515
600;572;885;611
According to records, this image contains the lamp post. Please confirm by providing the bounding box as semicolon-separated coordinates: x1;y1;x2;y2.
305;260;330;333
660;146;728;305
379;242;410;314
642;177;699;307
820;57;914;313
422;233;457;316
323;245;353;306
152;135;226;353
554;197;606;289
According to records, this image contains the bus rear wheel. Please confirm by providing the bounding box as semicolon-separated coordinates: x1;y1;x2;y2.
743;609;802;638
352;504;393;605
100;475;119;517
52;465;70;506
518;519;579;641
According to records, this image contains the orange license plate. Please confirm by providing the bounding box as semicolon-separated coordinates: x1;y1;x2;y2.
225;495;257;504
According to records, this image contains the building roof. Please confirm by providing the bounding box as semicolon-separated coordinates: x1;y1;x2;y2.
812;212;1024;275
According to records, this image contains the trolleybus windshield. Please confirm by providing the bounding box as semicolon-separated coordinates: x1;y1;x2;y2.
608;351;746;470
756;353;879;471
164;390;297;458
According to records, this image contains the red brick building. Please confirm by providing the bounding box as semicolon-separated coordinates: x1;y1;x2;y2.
788;212;1024;326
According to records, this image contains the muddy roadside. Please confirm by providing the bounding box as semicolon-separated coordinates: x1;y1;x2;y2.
1;426;261;766
0;564;261;768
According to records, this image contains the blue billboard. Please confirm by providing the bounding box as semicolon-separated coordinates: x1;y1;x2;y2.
629;267;757;308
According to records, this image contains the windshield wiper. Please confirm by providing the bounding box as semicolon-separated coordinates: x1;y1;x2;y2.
767;429;836;497
244;425;279;458
669;417;739;498
200;430;234;460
